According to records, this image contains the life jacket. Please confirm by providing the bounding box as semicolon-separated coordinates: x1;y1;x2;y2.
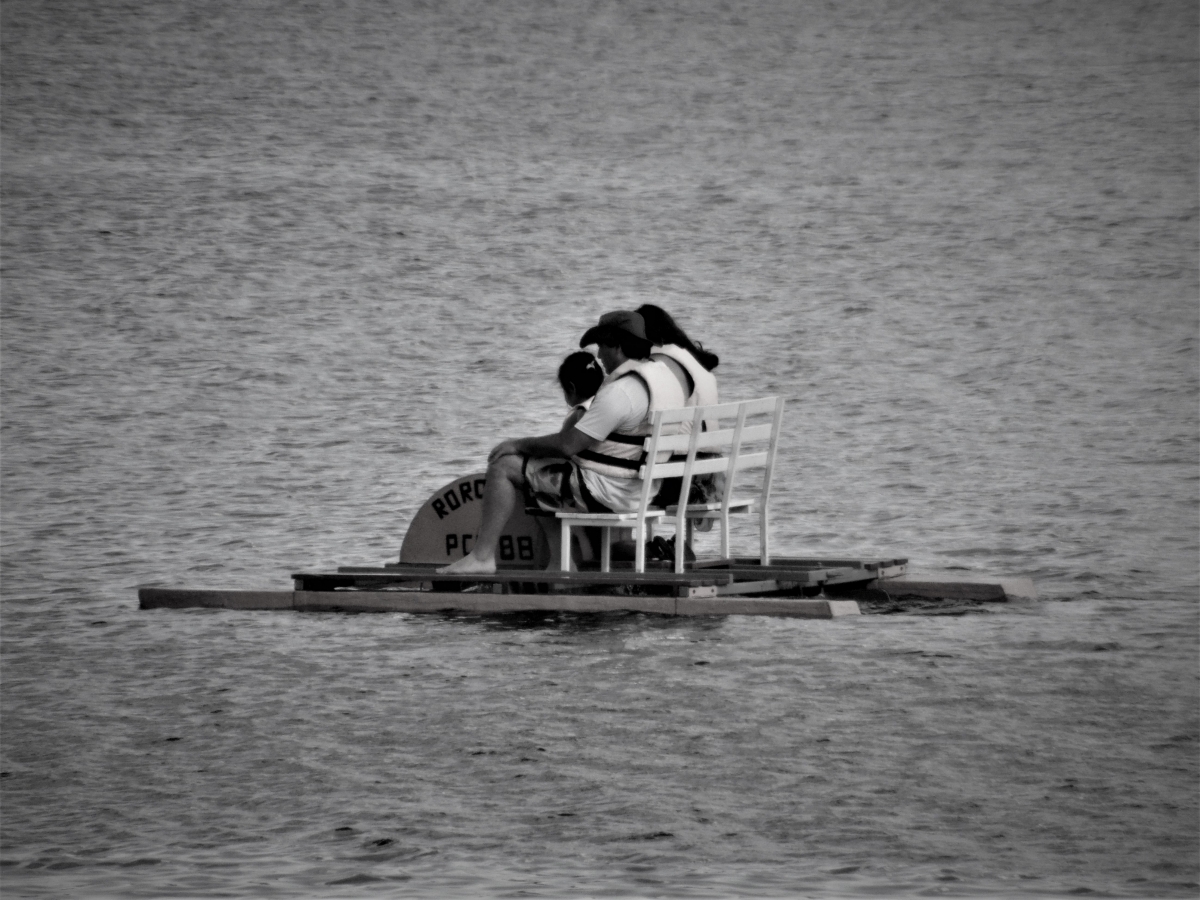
651;344;719;432
574;358;687;479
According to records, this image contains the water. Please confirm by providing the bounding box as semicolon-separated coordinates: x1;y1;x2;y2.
2;0;1197;896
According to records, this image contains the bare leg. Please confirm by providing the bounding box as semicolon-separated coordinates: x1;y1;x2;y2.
536;516;564;571
437;454;524;574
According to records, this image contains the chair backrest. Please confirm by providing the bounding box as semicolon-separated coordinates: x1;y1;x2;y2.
638;397;785;569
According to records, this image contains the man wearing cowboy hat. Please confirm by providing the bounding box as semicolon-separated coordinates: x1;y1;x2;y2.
438;310;687;574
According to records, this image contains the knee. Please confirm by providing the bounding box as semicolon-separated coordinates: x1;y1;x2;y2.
489;454;525;485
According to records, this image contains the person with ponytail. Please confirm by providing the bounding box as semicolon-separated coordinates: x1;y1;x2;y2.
635;304;720;431
635;305;724;515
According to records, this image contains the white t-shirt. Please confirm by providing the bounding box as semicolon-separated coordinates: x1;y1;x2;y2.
573;375;655;512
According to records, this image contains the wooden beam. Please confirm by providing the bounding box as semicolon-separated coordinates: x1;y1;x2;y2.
292;591;679;615
139;587;860;618
139;589;294;610
677;596;860;618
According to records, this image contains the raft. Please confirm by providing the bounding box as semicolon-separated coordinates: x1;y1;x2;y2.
137;473;1034;618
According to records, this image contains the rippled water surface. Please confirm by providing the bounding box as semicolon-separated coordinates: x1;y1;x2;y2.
2;0;1197;896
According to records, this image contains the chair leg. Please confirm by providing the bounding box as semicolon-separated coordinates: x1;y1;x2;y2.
600;527;612;573
634;521;645;573
560;520;572;572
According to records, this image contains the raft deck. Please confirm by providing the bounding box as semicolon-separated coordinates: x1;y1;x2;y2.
298;557;905;594
139;556;1029;619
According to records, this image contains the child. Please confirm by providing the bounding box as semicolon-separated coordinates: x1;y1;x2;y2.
556;350;604;432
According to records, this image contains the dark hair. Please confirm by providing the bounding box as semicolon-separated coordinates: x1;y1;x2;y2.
593;327;652;361
635;304;719;371
558;351;604;401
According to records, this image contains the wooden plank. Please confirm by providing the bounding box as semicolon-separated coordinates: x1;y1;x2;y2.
332;565;731;584
139;589;293;610
138;587;861;618
721;568;830;584
867;579;1006;602
319;570;852;593
302;569;731;592
293;591;677;615
676;596;860;618
373;555;909;572
699;566;865;586
824;567;899;587
327;564;869;588
715;579;786;596
694;557;866;570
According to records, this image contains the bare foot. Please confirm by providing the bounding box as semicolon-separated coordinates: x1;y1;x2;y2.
436;552;497;575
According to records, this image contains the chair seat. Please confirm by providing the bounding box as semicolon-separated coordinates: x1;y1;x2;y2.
554;508;666;573
555;508;666;525
666;498;757;517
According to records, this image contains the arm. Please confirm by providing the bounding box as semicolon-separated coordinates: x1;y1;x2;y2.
488;427;597;464
560;407;586;433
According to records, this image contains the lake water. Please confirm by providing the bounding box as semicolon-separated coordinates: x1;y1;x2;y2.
2;0;1197;896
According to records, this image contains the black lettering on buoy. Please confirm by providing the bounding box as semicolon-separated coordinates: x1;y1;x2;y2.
432;499;448;520
463;534;473;553
459;482;474;503
518;536;534;561
474;478;486;500
445;534;458;556
443;490;461;511
499;535;514;561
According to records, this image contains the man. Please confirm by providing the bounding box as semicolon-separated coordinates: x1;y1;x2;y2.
437;310;687;574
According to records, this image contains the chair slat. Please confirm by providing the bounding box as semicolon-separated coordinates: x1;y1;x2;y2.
651;423;774;454
655;396;777;422
653;399;753;424
729;451;769;471
736;397;781;415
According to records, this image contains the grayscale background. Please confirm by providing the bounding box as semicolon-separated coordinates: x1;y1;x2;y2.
2;0;1197;896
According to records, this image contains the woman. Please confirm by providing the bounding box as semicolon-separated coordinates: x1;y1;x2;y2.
635;304;719;429
635;305;723;516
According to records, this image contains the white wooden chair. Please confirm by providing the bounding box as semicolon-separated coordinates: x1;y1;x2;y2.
556;396;785;573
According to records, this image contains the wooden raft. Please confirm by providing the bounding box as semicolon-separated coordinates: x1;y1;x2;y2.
138;557;912;619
